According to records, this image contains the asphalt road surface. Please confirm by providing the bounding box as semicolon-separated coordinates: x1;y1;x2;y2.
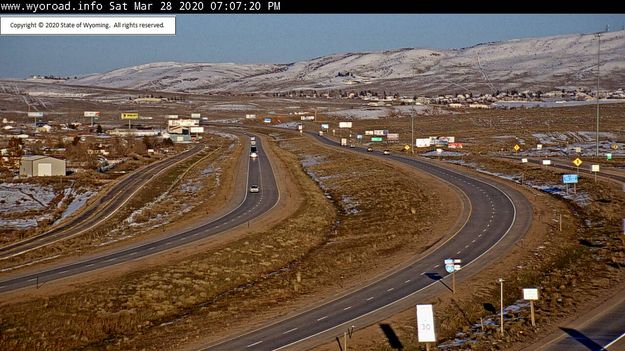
203;133;532;351
0;134;278;293
0;144;205;260
530;289;625;351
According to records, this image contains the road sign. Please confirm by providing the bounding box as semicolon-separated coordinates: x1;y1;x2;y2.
521;158;528;163
28;112;44;117
542;159;552;165
575;146;582;153
416;304;436;342
445;265;455;273
513;144;520;152
84;111;100;117
121;113;139;119
592;164;600;172
339;122;352;128
371;137;383;142
536;144;542;150
191;113;201;119
263;118;272;124
573;158;583;167
523;288;539;300
321;123;329;130
356;134;363;140
562;174;578;184
606;153;612;160
611;144;619;150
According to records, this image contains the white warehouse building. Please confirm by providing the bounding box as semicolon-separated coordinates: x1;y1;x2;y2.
20;155;66;177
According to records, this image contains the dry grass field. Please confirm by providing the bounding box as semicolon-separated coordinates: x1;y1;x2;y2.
0;127;457;350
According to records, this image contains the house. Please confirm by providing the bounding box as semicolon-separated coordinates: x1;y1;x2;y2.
20;155;66;177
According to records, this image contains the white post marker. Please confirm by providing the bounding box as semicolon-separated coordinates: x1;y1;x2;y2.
523;288;540;327
416;304;436;351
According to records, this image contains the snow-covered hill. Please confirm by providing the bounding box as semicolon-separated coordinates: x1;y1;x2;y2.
67;30;625;95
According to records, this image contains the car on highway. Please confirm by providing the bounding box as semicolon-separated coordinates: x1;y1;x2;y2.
367;147;373;152
383;150;391;155
250;152;258;159
249;185;259;193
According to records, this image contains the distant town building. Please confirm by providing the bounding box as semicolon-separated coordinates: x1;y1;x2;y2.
20;155;66;177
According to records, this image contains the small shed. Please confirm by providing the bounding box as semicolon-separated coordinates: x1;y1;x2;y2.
20;155;66;177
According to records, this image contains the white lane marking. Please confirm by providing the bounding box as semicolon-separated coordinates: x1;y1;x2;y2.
283;328;298;334
59;270;69;274
128;251;138;255
344;306;352;310
433;264;440;268
456;250;462;254
366;296;374;301
246;341;263;348
483;228;488;232
148;247;156;251
387;288;394;292
86;263;95;267
317;316;327;321
605;330;625;349
465;245;470;249
478;234;482;237
27;278;36;282
404;279;411;283
472;239;476;243
420;272;426;276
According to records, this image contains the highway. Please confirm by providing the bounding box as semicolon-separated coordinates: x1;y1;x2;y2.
0;134;279;293
528;285;625;351
0;144;206;260
202;132;533;351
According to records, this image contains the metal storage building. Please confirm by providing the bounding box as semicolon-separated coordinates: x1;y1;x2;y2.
20;156;66;177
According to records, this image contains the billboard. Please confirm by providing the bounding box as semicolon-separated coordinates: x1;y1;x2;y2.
28;112;44;117
321;123;329;130
168;119;199;127
416;138;431;147
84;111;100;117
339;121;352;128
121;113;139;119
191;113;201;119
387;133;399;141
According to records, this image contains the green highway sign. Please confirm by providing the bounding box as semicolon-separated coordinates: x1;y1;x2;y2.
371;137;383;142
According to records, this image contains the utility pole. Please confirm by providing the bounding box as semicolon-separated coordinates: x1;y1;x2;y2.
411;113;415;155
498;278;505;336
596;32;601;157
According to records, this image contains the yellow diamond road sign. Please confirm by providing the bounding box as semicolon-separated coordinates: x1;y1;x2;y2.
514;144;520;151
573;158;583;167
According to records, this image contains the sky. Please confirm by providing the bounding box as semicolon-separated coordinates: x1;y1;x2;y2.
1;14;624;78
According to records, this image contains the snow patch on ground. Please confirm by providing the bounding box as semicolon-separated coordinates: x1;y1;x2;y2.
0;183;56;214
55;190;95;224
208;103;258;111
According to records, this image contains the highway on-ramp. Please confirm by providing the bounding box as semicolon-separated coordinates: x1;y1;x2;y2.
0;144;206;260
202;132;533;351
0;134;278;293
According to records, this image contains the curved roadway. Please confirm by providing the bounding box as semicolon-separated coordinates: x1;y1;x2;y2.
0;144;205;260
0;134;278;292
203;132;532;351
